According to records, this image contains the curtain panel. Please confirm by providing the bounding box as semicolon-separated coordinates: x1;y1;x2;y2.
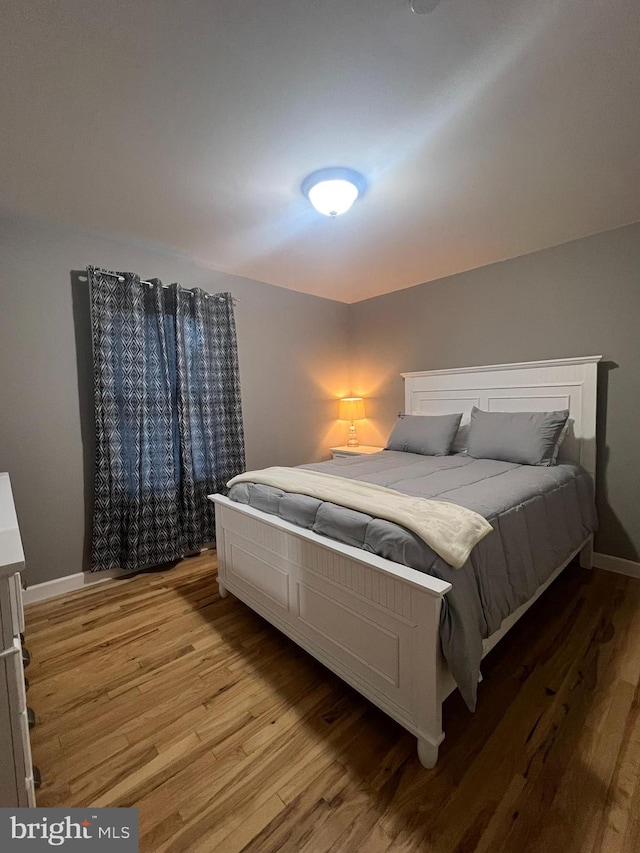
89;266;245;572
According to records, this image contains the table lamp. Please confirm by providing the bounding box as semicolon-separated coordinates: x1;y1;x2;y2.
339;397;366;447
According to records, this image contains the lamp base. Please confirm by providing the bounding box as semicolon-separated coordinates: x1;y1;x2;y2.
347;422;359;447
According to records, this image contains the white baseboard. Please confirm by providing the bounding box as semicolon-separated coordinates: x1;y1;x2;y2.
22;548;212;605
593;552;640;579
23;567;131;605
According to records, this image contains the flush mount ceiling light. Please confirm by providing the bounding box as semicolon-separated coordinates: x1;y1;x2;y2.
410;0;443;12
301;167;366;217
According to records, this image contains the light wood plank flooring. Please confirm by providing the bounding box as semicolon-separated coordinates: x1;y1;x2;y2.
25;552;640;852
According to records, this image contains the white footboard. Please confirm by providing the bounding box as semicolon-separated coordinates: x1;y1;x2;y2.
210;495;452;767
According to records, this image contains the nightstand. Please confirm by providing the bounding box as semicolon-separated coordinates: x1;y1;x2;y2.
330;445;384;459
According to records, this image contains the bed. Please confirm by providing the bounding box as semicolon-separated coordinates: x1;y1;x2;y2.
208;356;601;767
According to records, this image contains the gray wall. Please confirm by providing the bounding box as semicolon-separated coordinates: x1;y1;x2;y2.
0;214;349;585
350;221;640;562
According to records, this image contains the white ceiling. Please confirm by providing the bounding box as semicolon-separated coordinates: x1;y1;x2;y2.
2;0;639;303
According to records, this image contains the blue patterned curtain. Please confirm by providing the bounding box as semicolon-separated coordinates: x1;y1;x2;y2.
89;266;245;571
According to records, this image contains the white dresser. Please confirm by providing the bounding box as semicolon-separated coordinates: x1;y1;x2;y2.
0;473;36;807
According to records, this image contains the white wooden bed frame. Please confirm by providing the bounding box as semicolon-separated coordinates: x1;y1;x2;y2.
209;355;601;768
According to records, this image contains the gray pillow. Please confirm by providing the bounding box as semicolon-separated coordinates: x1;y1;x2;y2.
385;413;462;457
466;406;570;466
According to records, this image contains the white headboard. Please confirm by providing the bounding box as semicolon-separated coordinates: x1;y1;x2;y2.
402;356;602;479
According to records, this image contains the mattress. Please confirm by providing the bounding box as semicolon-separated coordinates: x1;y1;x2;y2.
228;450;597;709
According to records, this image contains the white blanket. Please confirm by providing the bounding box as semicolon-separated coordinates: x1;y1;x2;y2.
227;467;493;569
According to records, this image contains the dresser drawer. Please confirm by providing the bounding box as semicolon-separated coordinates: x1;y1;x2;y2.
24;774;36;807
18;708;33;800
8;640;27;715
0;657;18;806
0;647;29;807
9;572;24;637
0;580;14;652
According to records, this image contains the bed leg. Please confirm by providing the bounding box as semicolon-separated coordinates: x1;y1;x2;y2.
417;738;439;769
218;579;229;598
579;536;594;570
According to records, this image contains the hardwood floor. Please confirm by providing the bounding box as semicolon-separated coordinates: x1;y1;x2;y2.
25;552;640;852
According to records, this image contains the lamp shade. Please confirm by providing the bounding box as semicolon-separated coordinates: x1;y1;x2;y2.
339;397;366;422
302;167;366;217
308;179;358;217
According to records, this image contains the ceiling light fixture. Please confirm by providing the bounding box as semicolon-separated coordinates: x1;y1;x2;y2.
410;0;443;12
301;167;366;217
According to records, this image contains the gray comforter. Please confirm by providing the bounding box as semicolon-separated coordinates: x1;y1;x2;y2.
228;451;596;709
